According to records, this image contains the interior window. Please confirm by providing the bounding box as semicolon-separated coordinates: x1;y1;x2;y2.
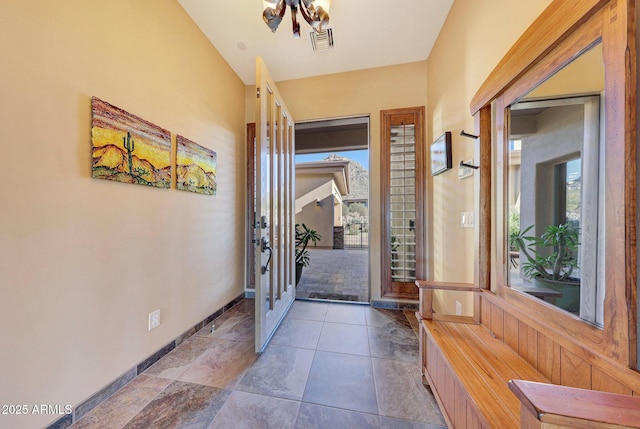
507;42;605;326
380;107;425;299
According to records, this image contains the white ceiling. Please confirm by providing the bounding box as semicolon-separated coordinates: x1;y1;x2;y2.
177;0;454;85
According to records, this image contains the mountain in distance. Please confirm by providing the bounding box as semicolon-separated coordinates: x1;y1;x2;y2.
176;163;216;195
322;154;368;200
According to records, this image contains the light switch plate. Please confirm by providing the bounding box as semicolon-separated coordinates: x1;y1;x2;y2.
461;212;474;228
458;159;475;179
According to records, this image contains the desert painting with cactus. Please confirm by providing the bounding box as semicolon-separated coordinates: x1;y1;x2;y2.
176;135;217;195
91;97;171;188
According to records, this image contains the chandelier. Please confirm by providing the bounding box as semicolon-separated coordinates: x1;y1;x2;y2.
262;0;331;39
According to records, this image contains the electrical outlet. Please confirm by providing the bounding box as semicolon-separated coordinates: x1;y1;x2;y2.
456;301;463;316
148;310;161;331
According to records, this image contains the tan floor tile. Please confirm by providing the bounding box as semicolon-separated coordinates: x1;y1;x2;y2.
144;336;215;380
178;339;256;389
70;375;172;429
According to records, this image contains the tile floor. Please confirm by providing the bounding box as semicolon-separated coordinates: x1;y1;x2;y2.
70;299;446;429
296;249;369;302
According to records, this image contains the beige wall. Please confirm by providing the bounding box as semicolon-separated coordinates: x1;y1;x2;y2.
426;0;554;314
247;61;429;302
0;1;245;427
527;43;605;99
296;175;335;199
295;176;338;248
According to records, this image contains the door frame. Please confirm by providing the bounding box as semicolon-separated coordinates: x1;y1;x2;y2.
246;123;256;291
294;115;372;302
380;106;426;300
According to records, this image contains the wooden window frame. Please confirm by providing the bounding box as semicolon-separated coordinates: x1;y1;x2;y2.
380;106;426;300
472;0;637;368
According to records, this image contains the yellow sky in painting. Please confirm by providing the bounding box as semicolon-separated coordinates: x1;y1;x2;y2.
177;152;216;174
93;127;170;168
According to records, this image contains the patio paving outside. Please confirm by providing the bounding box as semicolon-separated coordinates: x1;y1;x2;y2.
296;248;369;303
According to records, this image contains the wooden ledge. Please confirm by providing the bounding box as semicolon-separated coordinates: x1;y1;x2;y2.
415;280;480;320
414;280;480;292
415;311;476;324
508;380;640;428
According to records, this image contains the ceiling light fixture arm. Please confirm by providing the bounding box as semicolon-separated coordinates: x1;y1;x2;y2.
290;1;301;38
262;0;330;38
299;0;330;33
263;0;287;33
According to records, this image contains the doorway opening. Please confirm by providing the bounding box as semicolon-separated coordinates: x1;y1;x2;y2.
294;116;370;303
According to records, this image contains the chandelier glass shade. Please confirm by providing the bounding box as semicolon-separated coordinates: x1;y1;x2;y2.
262;0;330;38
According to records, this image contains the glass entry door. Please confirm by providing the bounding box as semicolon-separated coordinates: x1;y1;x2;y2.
254;57;295;353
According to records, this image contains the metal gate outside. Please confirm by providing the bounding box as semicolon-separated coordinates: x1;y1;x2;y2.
344;222;368;248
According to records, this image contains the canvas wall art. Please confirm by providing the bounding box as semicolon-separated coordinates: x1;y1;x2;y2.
176;135;217;195
91;97;171;188
430;131;452;176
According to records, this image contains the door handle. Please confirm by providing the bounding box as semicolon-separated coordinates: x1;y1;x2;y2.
261;237;273;275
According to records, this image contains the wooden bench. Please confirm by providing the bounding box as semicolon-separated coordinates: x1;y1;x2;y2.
416;280;549;428
416;281;640;428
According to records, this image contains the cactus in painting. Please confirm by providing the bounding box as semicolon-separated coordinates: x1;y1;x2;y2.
123;131;135;175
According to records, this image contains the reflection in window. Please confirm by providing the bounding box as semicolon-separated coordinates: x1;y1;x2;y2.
505;39;605;328
508;95;603;325
554;158;581;226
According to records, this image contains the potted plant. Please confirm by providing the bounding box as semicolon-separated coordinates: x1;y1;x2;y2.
511;223;580;312
295;223;321;285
